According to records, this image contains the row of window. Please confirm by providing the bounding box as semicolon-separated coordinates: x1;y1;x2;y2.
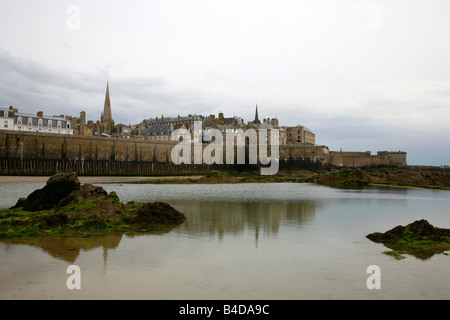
3;121;71;133
15;117;70;128
3;112;70;128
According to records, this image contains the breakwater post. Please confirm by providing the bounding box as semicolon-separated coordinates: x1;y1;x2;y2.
0;158;210;176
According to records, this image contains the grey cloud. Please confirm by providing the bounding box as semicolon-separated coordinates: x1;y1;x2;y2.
0;50;208;123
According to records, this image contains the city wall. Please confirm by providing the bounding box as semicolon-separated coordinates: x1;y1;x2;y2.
0;131;407;175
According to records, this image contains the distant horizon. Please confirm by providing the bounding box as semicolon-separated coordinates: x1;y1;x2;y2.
1;1;449;166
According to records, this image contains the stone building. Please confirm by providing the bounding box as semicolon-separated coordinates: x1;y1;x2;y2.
73;82;115;137
113;123;133;138
143;124;171;141
144;114;204;129
283;125;316;145
246;105;286;145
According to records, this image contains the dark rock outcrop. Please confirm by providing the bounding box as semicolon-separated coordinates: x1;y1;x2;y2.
2;173;186;238
361;166;450;189
367;219;450;243
367;220;450;260
55;183;126;222
11;172;81;211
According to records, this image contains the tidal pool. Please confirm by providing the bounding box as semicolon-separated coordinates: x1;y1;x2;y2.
0;177;449;299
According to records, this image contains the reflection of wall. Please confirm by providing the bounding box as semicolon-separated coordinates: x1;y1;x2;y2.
171;200;316;240
3;234;123;263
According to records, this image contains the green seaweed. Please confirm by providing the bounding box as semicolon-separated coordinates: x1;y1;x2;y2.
382;250;406;260
367;220;450;260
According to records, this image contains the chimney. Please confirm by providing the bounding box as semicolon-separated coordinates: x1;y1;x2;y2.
37;111;44;118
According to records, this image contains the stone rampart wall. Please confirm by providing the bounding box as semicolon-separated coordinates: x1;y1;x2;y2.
0;131;407;168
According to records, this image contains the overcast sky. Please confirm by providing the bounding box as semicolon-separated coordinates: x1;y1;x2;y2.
0;0;449;165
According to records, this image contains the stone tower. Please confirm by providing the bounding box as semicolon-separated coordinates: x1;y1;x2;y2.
101;82;114;135
103;82;112;122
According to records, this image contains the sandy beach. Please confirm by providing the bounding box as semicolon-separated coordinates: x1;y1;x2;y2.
0;175;205;184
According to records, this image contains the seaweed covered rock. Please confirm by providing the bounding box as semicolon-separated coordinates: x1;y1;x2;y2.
1;173;186;239
317;168;370;187
55;183;125;222
367;220;450;260
11;172;81;211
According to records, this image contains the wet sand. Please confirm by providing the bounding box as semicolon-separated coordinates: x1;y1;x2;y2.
0;175;205;184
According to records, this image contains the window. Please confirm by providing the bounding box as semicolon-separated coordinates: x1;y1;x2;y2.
38;119;43;126
28;118;32;125
57;121;61;128
3;111;7;117
48;120;52;127
66;122;70;128
17;117;22;125
4;120;8;128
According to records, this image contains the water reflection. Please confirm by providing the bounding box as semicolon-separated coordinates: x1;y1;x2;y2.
2;234;123;264
0;201;316;263
368;240;450;260
172;200;316;241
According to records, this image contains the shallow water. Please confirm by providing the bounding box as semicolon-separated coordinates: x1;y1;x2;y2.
0;178;449;299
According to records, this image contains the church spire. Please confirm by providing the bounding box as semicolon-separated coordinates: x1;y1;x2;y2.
253;104;261;124
103;82;112;122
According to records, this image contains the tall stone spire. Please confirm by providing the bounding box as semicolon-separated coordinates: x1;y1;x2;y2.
253;104;261;124
103;82;112;122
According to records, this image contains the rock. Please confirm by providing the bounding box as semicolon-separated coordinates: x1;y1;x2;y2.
367;219;450;260
126;202;186;225
367;219;450;243
361;165;450;189
12;172;81;211
55;183;127;222
1;172;186;239
46;172;80;189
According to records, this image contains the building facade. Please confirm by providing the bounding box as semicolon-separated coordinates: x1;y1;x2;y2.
144;114;204;129
283;125;315;145
0;106;74;135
